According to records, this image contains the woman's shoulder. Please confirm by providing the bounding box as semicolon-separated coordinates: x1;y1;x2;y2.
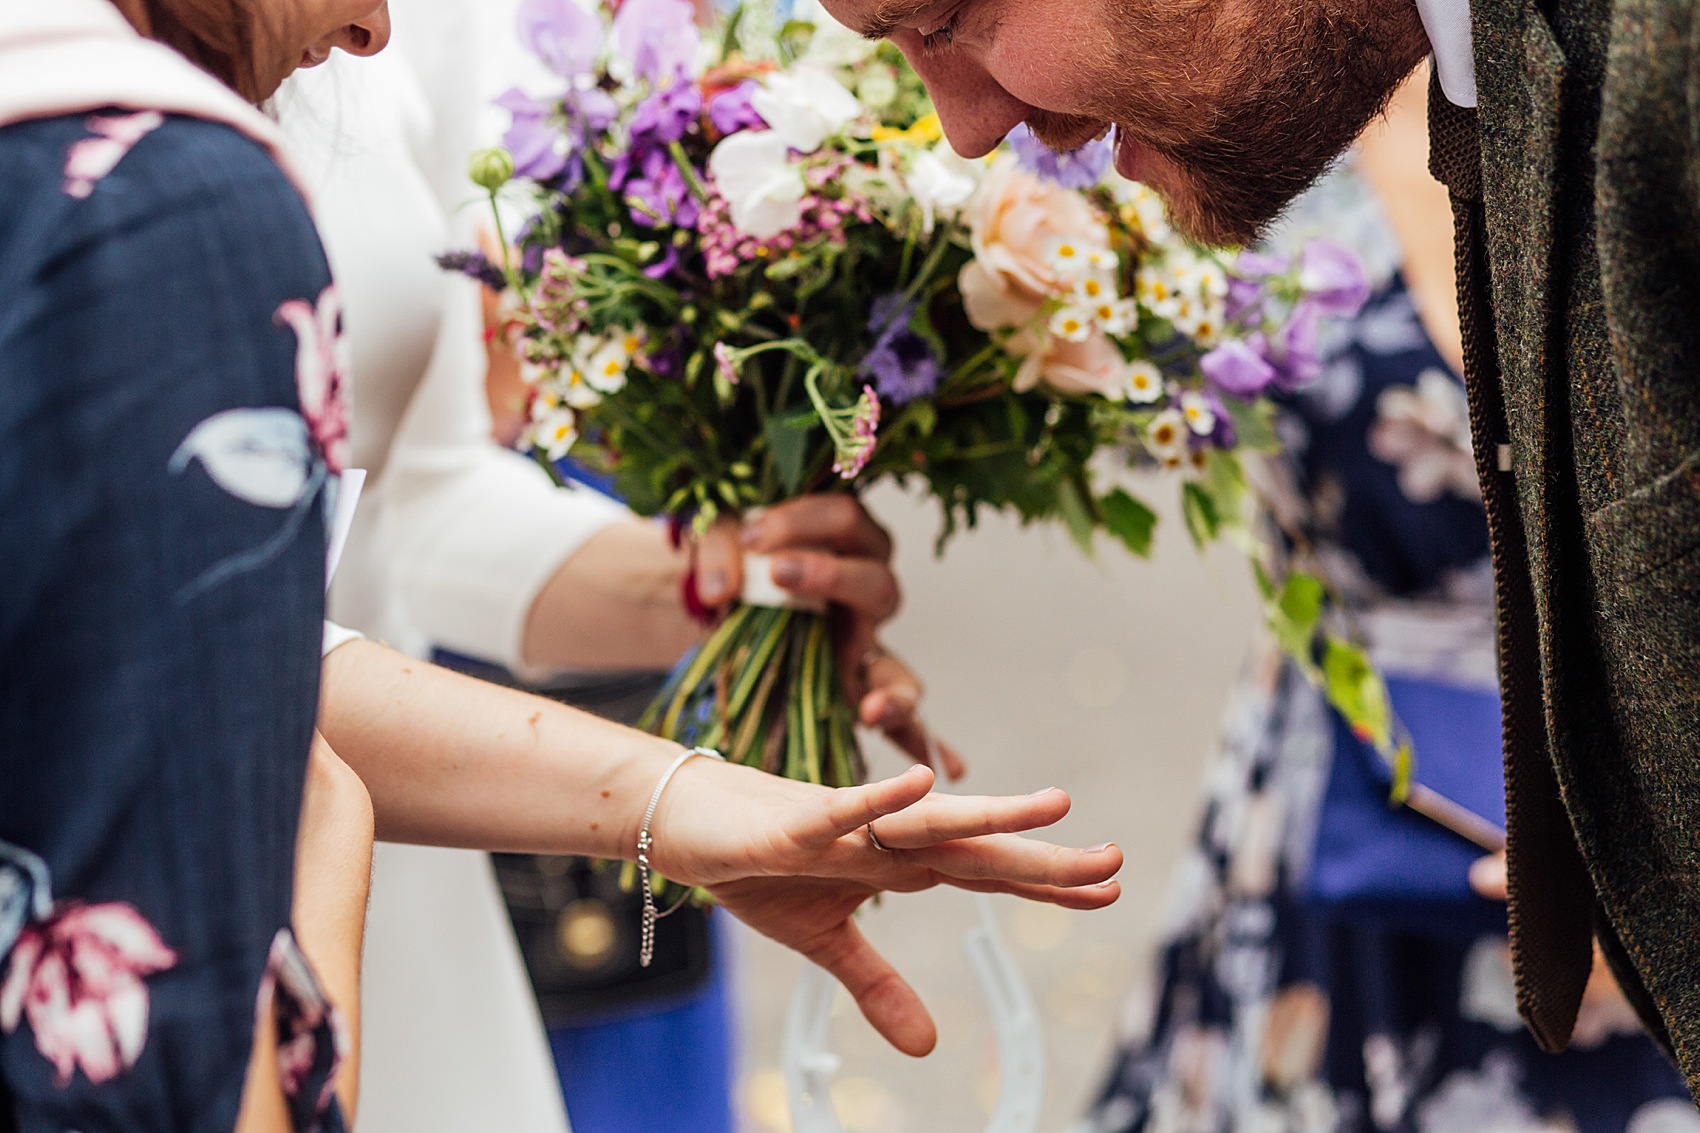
0;109;320;266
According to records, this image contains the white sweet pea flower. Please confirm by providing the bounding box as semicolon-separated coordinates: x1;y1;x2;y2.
708;130;807;239
906;144;979;233
583;341;630;394
531;408;580;460
751;66;861;153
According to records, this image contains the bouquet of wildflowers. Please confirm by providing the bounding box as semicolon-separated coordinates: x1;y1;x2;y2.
453;0;1398;802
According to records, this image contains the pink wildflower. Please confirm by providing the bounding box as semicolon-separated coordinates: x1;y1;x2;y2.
713;342;740;386
832;385;881;479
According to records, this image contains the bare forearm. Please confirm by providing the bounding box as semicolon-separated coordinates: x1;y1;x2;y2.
291;734;373;1122
318;639;680;856
520;519;701;671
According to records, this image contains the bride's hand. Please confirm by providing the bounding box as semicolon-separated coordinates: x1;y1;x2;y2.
648;762;1121;1054
696;496;967;780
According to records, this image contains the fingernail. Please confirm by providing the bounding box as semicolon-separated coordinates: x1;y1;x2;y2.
740;516;767;547
772;556;804;587
1096;880;1119;889
1091;843;1115;854
699;569;729;604
1028;787;1059;797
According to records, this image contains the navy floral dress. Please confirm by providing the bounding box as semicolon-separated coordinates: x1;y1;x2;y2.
1083;176;1696;1133
0;112;347;1132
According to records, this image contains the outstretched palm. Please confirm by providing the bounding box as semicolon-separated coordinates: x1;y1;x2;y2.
650;762;1122;1055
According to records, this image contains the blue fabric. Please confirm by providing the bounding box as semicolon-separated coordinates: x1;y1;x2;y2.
0;114;337;1133
546;914;736;1133
1307;678;1507;923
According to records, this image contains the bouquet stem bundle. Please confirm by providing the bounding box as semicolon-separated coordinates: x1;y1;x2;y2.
643;603;863;789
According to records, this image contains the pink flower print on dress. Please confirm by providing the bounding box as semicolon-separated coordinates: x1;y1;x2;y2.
275;286;351;473
0;903;177;1086
62;111;166;199
255;928;347;1123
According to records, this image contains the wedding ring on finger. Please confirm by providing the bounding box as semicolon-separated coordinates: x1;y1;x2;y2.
866;822;892;853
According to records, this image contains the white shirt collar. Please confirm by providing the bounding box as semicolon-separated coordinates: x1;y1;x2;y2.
1415;0;1478;107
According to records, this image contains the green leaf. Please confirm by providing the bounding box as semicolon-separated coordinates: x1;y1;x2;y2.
1322;636;1393;753
1180;481;1220;549
1389;738;1414;806
775;18;816;62
766;411;815;496
1202;450;1247;531
1266;571;1325;664
1098;488;1158;558
1056;475;1097;556
1224;398;1282;453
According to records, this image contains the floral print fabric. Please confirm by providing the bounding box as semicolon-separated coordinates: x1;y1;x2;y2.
1;112;339;1131
1083;176;1695;1133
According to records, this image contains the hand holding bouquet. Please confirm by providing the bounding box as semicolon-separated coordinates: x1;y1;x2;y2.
450;0;1398;815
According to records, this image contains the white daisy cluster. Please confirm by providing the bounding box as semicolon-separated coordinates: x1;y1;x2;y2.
523;326;647;460
1044;237;1138;342
1135;247;1230;347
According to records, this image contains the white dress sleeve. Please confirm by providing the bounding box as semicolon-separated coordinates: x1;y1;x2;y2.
322;621;364;656
283;22;627;670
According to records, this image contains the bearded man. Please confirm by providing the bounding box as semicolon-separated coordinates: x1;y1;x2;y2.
822;0;1700;1099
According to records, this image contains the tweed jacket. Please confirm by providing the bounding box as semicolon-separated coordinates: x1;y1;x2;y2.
1429;0;1700;1092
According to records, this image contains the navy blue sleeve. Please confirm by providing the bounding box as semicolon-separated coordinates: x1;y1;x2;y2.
0;113;338;1133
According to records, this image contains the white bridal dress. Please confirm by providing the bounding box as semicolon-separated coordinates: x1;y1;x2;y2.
279;0;626;1128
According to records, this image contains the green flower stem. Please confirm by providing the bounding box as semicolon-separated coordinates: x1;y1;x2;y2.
668;140;711;203
487;190;518;290
531;447;568;488
898;224;956;311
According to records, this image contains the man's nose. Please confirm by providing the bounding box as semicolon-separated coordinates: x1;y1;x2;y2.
894;38;1028;158
337;2;393;59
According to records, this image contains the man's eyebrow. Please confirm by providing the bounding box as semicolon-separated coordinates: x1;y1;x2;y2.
857;0;936;39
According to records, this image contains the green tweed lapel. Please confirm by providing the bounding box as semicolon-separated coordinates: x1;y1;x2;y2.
1471;0;1566;570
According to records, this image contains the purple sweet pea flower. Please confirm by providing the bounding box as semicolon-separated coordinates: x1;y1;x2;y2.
496;88;570;182
708;81;766;135
628;80;702;147
616;147;700;228
1224;275;1264;323
1298;239;1370;316
1201;336;1279;400
517;0;601;78
859;294;942;406
1005;122;1112;189
575;87;620;134
1235;249;1291;279
1271;300;1324;391
612;0;700;82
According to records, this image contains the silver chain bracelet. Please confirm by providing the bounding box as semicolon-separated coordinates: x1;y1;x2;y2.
637;745;724;967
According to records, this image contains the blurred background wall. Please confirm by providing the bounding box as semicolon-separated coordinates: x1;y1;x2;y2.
732;472;1259;1132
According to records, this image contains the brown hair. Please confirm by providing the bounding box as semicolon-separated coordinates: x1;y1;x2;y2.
108;0;284;103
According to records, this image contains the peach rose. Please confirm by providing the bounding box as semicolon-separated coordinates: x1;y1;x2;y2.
1013;329;1132;398
957;157;1111;333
